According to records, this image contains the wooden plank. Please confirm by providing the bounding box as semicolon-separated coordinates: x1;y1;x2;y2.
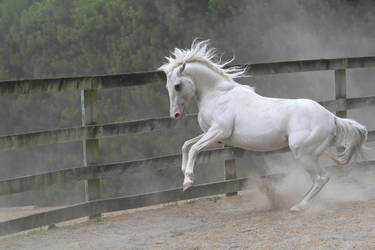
0;202;92;236
0;57;374;95
335;69;347;118
0;115;197;150
0;71;166;96
81;89;101;219
319;96;375;112
224;159;237;196
0;95;374;151
244;56;375;75
368;130;375;142
334;70;347;154
346;96;375;110
0;177;250;236
0;146;235;195
1;129;374;196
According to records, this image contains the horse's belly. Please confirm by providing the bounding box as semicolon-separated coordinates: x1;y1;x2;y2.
225;126;289;151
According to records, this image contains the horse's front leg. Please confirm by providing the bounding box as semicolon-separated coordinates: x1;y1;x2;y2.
183;126;228;191
181;134;204;174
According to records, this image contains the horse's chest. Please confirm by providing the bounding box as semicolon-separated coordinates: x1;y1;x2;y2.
197;113;211;132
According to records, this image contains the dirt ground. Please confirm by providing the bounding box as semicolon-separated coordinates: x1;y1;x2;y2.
1;193;375;249
1;167;375;249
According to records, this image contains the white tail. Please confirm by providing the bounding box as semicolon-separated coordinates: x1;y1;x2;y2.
327;117;368;165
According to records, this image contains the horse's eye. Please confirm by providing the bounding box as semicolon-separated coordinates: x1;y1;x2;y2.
174;84;181;91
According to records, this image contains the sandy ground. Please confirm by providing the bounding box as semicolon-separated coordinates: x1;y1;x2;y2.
1;193;375;249
1;196;375;249
1;166;375;249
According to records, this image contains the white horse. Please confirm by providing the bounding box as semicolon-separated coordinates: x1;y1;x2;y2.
159;40;367;212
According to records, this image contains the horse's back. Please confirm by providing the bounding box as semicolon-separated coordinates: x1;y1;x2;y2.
224;86;335;151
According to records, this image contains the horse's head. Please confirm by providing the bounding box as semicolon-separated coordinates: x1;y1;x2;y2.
164;63;195;120
159;39;248;120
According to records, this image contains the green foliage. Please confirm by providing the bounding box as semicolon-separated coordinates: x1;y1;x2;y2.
1;0;374;80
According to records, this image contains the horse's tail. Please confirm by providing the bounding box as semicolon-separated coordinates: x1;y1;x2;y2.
326;117;368;165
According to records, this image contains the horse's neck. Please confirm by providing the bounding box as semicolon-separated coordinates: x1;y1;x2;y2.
186;62;236;107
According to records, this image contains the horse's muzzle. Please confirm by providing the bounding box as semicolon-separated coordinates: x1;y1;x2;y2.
171;112;184;120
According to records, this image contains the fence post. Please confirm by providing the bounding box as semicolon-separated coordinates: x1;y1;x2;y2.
81;89;101;219
335;69;347;155
224;159;237;196
335;69;347;118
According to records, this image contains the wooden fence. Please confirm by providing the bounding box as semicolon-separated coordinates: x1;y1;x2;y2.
0;56;375;236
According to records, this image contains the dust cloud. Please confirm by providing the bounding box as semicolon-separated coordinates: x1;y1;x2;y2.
244;150;375;214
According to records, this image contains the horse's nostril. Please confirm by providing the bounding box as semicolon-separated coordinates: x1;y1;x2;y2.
174;113;181;119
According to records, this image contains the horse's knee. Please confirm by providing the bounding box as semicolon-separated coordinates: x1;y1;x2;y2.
182;141;190;153
319;174;330;185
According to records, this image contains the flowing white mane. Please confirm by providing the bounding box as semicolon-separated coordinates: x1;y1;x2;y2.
158;40;248;80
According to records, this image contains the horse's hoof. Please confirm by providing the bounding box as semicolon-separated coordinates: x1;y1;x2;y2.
290;204;307;213
290;206;302;213
183;182;193;192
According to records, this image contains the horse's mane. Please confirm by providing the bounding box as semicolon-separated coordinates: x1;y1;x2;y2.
158;40;248;80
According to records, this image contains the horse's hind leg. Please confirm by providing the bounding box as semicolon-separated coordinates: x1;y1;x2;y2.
290;154;330;212
289;131;332;212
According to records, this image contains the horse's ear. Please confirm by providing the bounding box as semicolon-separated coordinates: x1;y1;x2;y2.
179;63;186;74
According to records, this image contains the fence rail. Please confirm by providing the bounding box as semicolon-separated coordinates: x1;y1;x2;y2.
244;56;375;75
0;55;374;236
0;71;166;96
1;130;374;197
0;96;374;151
0;56;374;96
